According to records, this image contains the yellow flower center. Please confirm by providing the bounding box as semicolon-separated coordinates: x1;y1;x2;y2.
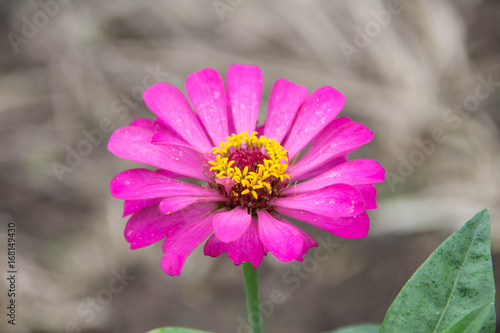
208;132;290;210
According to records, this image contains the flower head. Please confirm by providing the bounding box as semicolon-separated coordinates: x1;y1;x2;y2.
108;64;385;276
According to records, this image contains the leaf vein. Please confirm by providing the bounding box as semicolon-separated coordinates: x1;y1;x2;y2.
432;223;481;333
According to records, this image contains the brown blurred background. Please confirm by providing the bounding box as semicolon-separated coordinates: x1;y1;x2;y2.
1;0;500;332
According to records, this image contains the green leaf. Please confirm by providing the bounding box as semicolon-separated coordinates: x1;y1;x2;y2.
146;328;213;333
443;303;493;333
380;209;495;333
324;323;381;332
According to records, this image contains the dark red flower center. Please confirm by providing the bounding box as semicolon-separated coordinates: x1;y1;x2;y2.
228;147;269;172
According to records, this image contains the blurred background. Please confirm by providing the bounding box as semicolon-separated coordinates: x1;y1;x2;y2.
1;0;499;332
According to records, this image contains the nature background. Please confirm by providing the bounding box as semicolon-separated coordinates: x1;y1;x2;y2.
1;0;500;332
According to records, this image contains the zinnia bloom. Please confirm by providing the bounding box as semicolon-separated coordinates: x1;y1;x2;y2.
108;64;384;276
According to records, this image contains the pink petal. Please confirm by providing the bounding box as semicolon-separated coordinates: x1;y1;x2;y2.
212;207;252;242
143;83;213;152
203;234;228;258
283;86;346;159
110;168;215;200
290;122;373;179
111;168;164;199
130;118;180;138
125;206;177;250
204;220;266;268
123;198;162;217
226;64;263;134
161;214;214;276
296;230;318;261
226;221;265;267
275;184;364;217
354;184;378;210
124;203;216;250
256;123;265;136
155;169;184;179
154;116;183;138
215;177;238;193
226;95;236;135
151;132;209;155
130;118;165;132
257;210;304;262
186;68;228;144
108;126;210;181
292;155;348;181
283;159;385;195
135;183;218;200
159;195;223;215
307;116;352;155
278;208;370;238
263;79;308;142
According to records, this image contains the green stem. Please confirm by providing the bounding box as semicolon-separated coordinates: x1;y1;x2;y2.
242;262;263;333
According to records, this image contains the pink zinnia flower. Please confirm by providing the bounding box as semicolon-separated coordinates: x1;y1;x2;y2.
108;64;385;276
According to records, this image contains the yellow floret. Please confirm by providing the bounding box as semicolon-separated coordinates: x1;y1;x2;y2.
210;132;290;200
